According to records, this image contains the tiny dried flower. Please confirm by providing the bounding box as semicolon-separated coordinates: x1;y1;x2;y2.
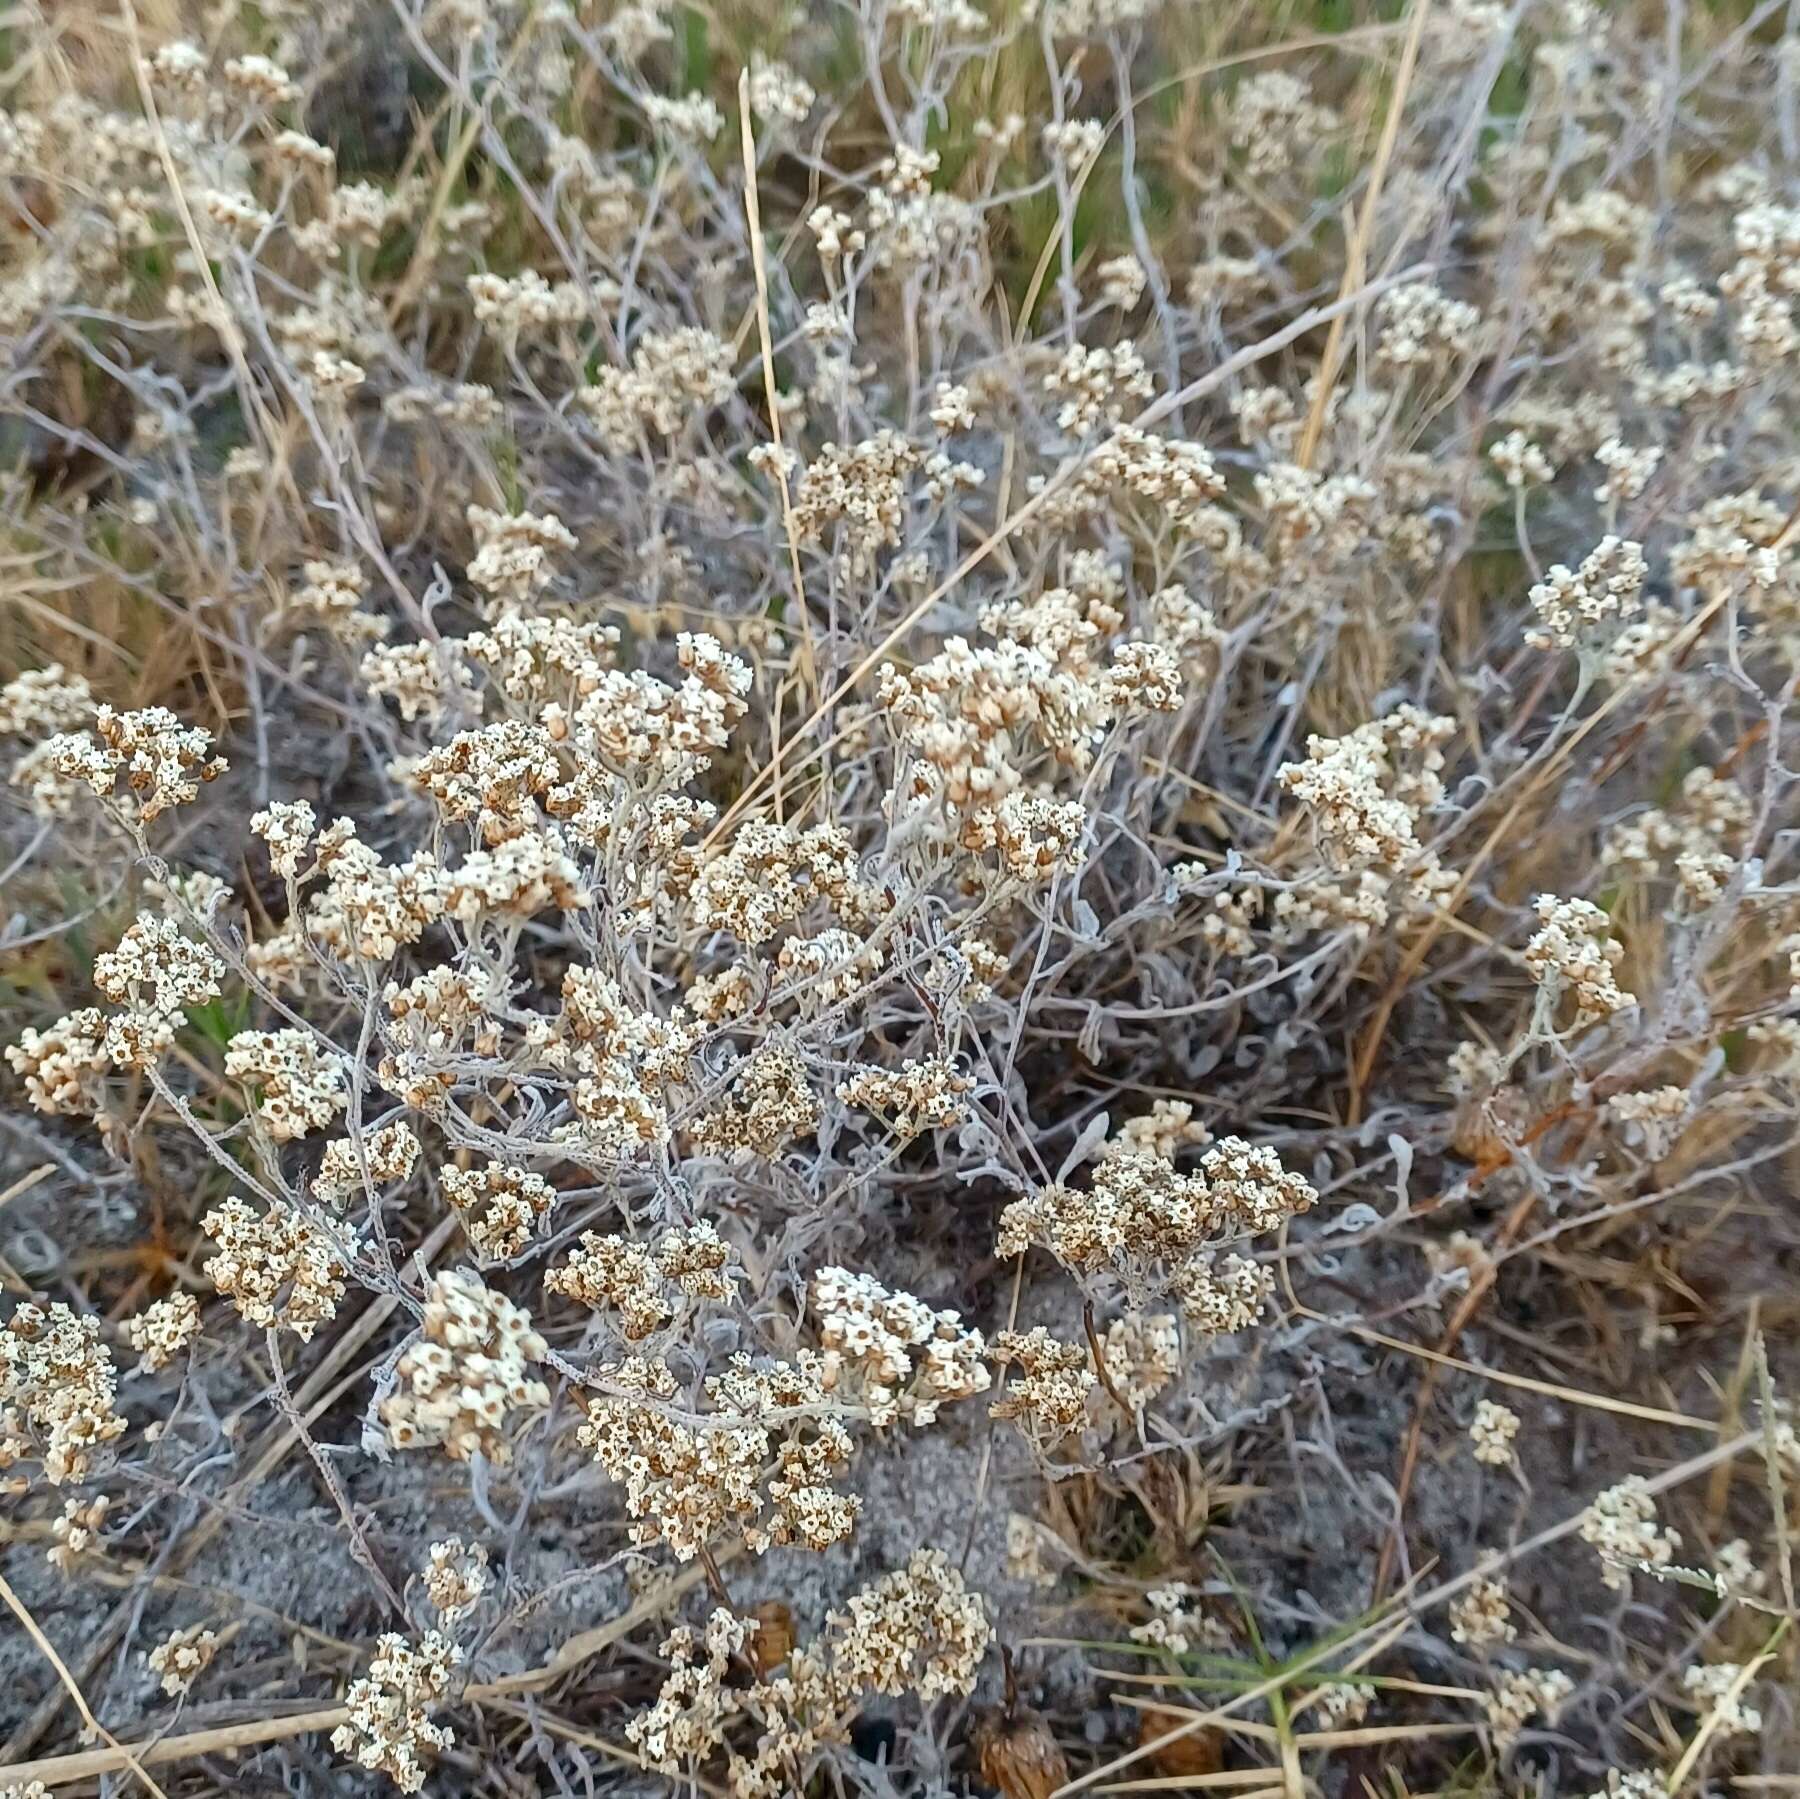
148;1625;219;1697
1469;1399;1521;1467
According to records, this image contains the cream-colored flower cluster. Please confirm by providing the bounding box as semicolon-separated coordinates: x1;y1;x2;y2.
691;822;863;945
382;1271;549;1463
1483;1666;1574;1749
627;1607;750;1775
691;1047;822;1157
1469;1398;1521;1468
1605;766;1751;908
1606;1086;1690;1157
33;705;226;826
1525;895;1636;1023
578;326;735;452
147;1624;219;1698
877;597;1183;854
1228;70;1339;177
0;1303;127;1486
422;1537;489;1625
629;1551;990;1796
987;1328;1096;1451
996;1135;1314;1326
1683;1660;1762;1737
1128;1585;1212;1656
330;1630;461;1793
1278;706;1452;875
464;505;579;608
1527;537;1649;650
1586;1776;1669;1799
810;1266;989;1425
203;1198;349;1342
440;1161;558;1262
314;1122;422;1210
1579;1476;1682;1590
1105;1099;1211;1161
578;1351;857;1560
0;664;92;738
1376;281;1484;367
1096;1310;1182;1415
835;1056;972;1138
79;913;224;1072
789;431;921;579
1450;1578;1516;1648
545;1223;736;1338
123;1293;201;1373
48;1493;110;1573
224;1028;347;1141
7;1008;114;1115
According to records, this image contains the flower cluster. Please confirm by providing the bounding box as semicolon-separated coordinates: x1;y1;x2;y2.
544;1223;736;1337
123;1292;201;1373
203;1198;349;1341
1579;1477;1682;1591
36;706;226;826
421;1537;489;1625
1484;1666;1574;1749
331;1631;461;1793
1524;896;1636;1024
810;1266;989;1425
1527;537;1650;651
439;1161;558;1262
0;1303;127;1486
91;914;224;1068
629;1552;990;1796
1450;1579;1516;1648
1469;1399;1521;1468
987;1329;1096;1451
996;1136;1314;1326
382;1271;549;1463
147;1625;219;1698
578;1352;857;1560
835;1057;973;1138
224;1029;347;1141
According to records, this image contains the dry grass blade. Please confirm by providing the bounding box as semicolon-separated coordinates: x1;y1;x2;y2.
1293;0;1435;470
0;1570;173;1798
737;64;819;794
1666;1619;1790;1793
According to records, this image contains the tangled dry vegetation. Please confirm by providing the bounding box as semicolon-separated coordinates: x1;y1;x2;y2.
5;0;1800;1793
